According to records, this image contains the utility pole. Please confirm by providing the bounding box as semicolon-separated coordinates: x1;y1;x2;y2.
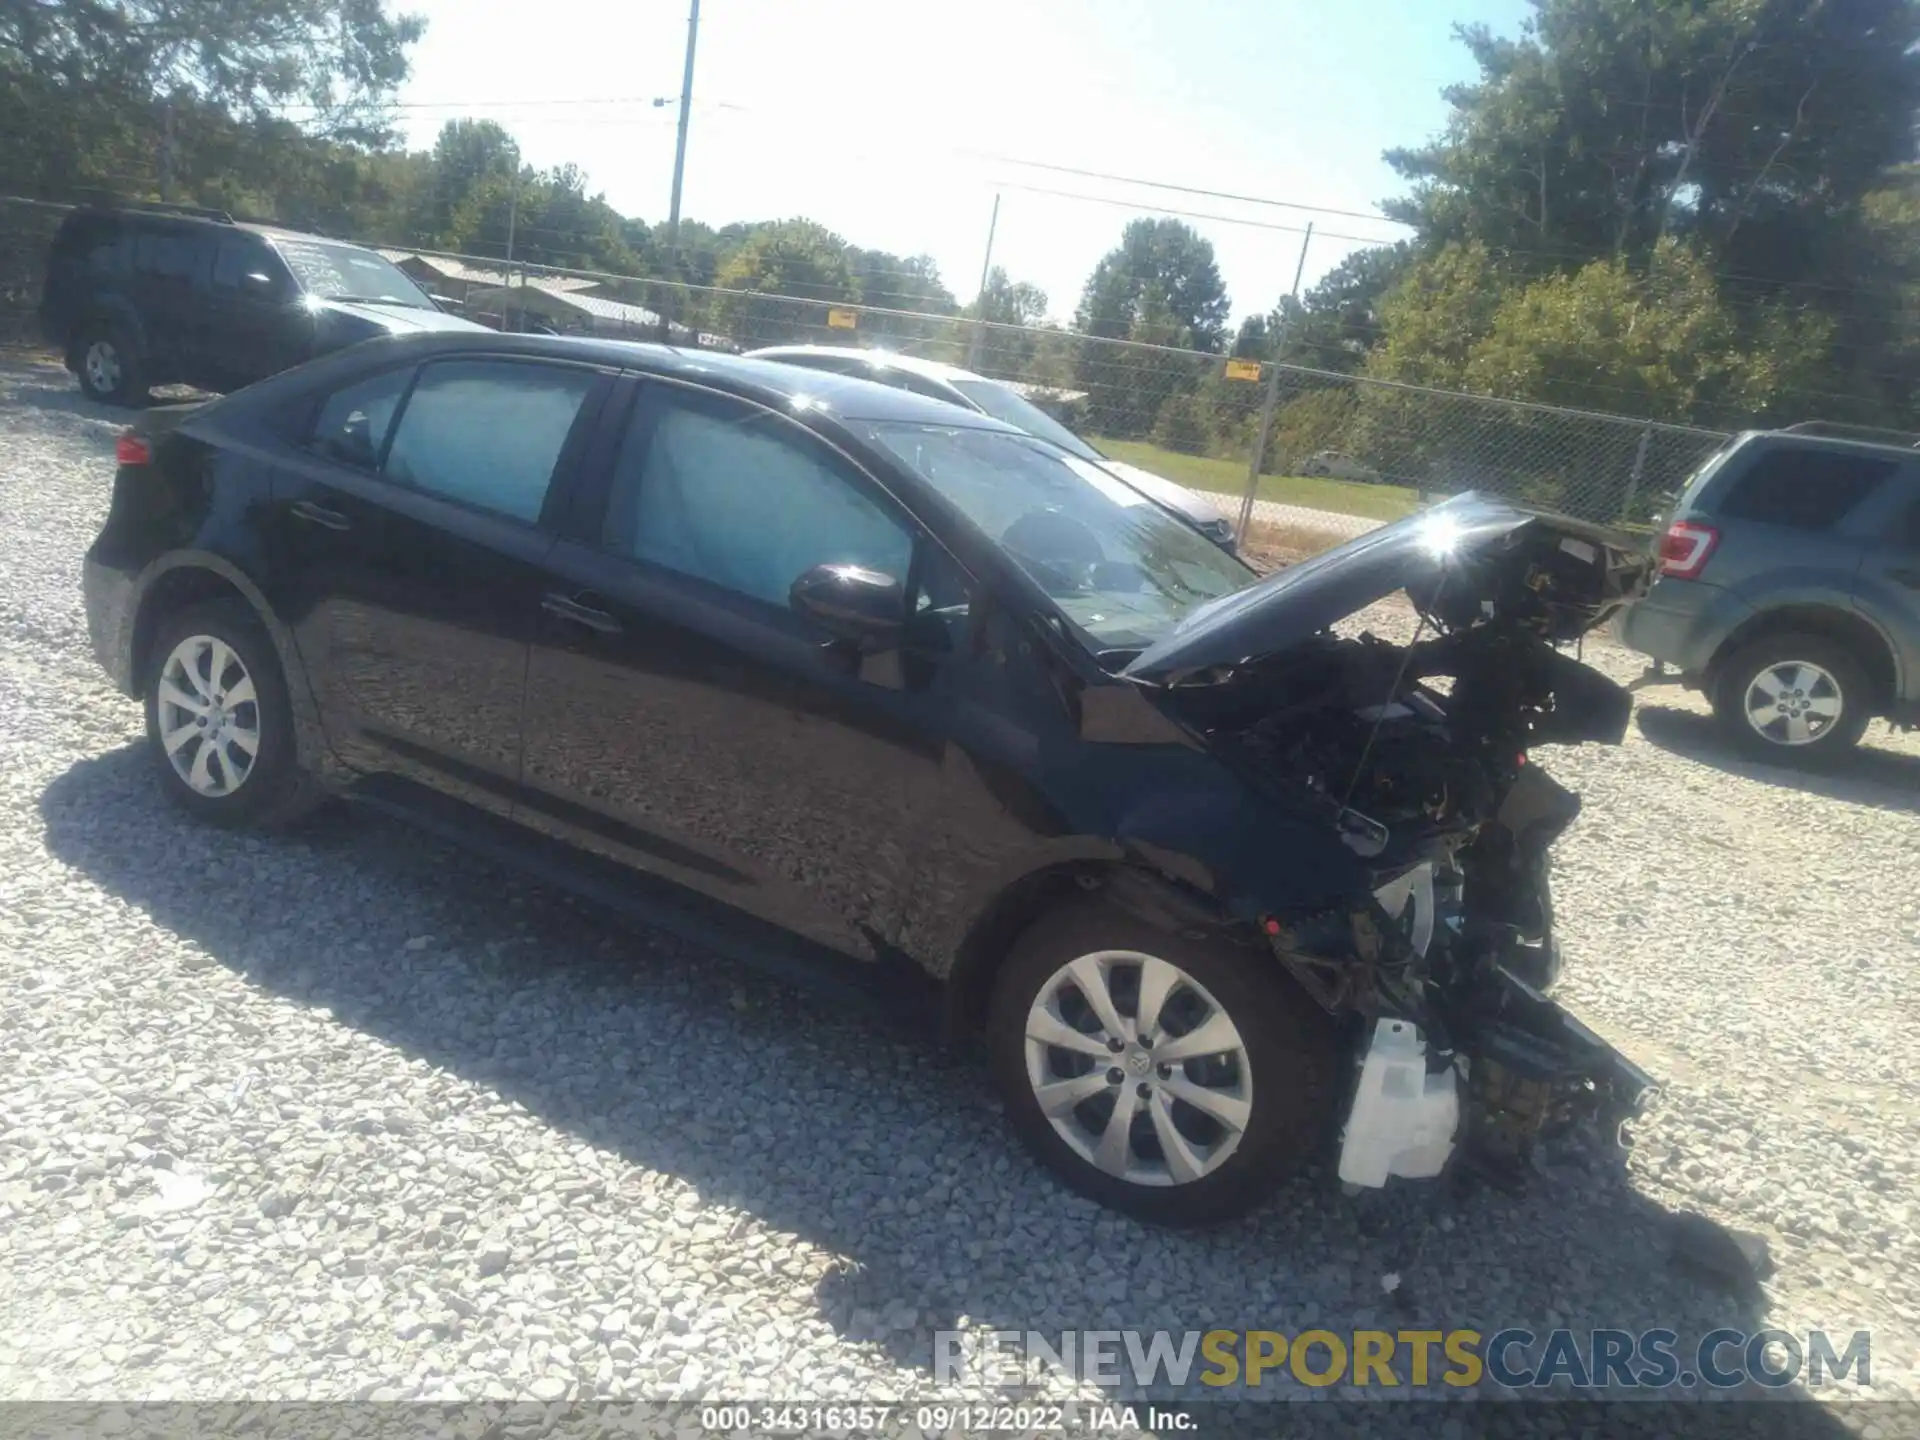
504;164;521;332
1237;222;1314;544
666;0;701;251
965;193;1001;371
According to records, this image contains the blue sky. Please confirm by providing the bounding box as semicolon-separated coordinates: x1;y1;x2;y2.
391;0;1534;323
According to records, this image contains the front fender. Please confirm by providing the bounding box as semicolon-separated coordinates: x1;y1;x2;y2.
925;736;1376;1034
1109;775;1373;922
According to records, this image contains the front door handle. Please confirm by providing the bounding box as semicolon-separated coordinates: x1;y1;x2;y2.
541;591;623;635
290;499;351;532
1888;566;1920;590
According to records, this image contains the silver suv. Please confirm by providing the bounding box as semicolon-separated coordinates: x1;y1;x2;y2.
1619;422;1920;764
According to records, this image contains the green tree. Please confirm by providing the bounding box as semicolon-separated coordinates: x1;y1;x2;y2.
1;0;425;196
1079;291;1205;439
1461;240;1831;424
967;267;1048;329
1073;217;1231;351
1386;0;1920;277
1364;241;1508;389
845;248;955;348
1072;219;1228;437
1354;236;1832;512
709;219;856;347
1236;244;1412;374
960;267;1051;377
1150;391;1209;454
1268;387;1362;474
1371;0;1920;428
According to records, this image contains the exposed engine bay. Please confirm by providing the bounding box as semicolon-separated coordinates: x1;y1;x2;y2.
1135;500;1658;1191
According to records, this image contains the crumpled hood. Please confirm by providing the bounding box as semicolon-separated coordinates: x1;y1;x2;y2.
1121;492;1650;683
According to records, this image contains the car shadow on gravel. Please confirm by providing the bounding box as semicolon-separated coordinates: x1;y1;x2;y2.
38;745;1851;1424
1636;705;1920;815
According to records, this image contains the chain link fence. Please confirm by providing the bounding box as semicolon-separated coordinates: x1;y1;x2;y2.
0;197;1736;544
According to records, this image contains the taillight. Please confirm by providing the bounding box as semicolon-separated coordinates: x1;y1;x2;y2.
115;433;152;466
1657;520;1719;579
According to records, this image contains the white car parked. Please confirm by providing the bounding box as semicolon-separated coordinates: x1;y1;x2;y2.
743;345;1239;551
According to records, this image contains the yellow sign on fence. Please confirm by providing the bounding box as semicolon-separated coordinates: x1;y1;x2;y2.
827;308;859;330
1224;357;1263;382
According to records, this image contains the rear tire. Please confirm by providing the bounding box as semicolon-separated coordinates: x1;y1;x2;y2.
143;600;324;829
987;894;1339;1225
1711;632;1872;767
75;326;148;407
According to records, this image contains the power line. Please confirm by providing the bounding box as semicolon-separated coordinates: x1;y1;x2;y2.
975;153;1412;229
985;181;1402;249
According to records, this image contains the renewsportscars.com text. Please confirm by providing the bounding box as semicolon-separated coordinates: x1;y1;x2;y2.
934;1327;1873;1391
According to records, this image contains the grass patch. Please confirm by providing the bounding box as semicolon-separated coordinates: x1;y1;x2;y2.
1093;438;1421;522
1243;516;1353;558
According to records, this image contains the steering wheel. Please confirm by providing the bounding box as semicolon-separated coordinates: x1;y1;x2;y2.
1001;508;1106;593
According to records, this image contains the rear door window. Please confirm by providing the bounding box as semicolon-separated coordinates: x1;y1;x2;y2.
1717;449;1896;530
382;360;598;523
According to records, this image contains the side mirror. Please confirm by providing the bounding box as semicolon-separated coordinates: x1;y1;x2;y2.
789;563;906;652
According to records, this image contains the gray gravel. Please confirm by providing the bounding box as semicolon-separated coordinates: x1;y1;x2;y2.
2;354;1917;1423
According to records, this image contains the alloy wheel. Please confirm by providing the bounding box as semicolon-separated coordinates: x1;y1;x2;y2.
1023;949;1252;1187
84;340;121;396
1743;660;1843;747
156;634;261;797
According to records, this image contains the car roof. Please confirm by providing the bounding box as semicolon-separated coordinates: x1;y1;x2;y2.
240;224;364;245
745;344;988;387
64;205;379;253
276;331;1030;431
1740;425;1920;461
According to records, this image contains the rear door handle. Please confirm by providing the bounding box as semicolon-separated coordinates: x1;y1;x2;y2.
290;500;351;531
541;591;623;635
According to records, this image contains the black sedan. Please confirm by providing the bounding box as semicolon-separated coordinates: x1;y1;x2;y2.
84;333;1653;1223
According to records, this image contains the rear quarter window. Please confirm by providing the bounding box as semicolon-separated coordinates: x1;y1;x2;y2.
309;367;414;470
1715;448;1898;531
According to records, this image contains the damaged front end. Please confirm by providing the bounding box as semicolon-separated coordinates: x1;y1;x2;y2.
1265;752;1658;1193
1122;494;1659;1192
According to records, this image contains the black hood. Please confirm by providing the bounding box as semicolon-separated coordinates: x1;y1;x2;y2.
1122;493;1650;684
311;298;488;336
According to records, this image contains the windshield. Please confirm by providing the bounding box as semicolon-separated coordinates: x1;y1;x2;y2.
865;422;1254;651
948;378;1105;462
271;238;433;308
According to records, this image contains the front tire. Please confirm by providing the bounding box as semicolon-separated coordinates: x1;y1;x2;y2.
987;895;1339;1225
144;600;323;829
1711;632;1872;766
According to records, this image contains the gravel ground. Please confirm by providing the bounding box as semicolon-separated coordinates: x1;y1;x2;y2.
2;354;1917;1429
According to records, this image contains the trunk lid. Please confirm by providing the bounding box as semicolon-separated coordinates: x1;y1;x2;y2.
1121;492;1650;683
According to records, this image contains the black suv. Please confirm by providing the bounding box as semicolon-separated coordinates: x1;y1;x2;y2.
39;202;480;405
